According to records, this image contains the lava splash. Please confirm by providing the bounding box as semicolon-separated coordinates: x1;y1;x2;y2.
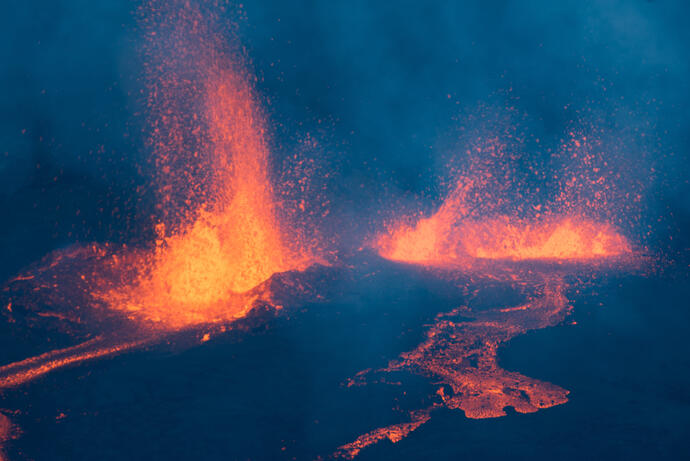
375;129;635;267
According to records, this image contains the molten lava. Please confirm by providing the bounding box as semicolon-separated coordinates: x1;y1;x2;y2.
335;410;432;459
0;337;147;389
99;67;314;328
0;3;648;459
98;1;316;329
337;279;571;458
378;214;631;266
375;132;634;267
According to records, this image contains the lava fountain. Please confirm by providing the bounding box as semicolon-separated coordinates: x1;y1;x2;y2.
99;1;316;330
375;138;633;267
0;0;319;392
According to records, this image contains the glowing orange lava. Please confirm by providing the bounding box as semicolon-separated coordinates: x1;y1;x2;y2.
97;0;316;330
99;68;313;328
378;214;631;266
337;279;571;458
376;130;634;267
0;337;147;389
335;410;431;459
376;154;632;266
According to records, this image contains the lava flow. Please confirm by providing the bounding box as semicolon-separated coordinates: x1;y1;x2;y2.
337;278;571;459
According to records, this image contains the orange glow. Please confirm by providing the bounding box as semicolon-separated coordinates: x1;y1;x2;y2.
384;282;571;420
378;214;631;265
0;337;146;389
99;70;312;327
97;1;316;329
337;280;572;457
0;0;320;400
345;135;638;457
335;410;432;459
375;131;634;267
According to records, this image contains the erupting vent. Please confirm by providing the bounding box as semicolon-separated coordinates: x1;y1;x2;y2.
98;0;316;329
378;215;630;265
375;134;633;267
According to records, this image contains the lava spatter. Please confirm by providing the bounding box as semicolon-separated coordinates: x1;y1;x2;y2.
375;127;635;267
377;214;631;266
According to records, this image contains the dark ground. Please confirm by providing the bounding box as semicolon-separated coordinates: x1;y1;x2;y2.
0;255;688;460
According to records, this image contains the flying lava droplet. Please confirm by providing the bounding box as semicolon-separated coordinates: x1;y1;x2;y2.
375;157;632;267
